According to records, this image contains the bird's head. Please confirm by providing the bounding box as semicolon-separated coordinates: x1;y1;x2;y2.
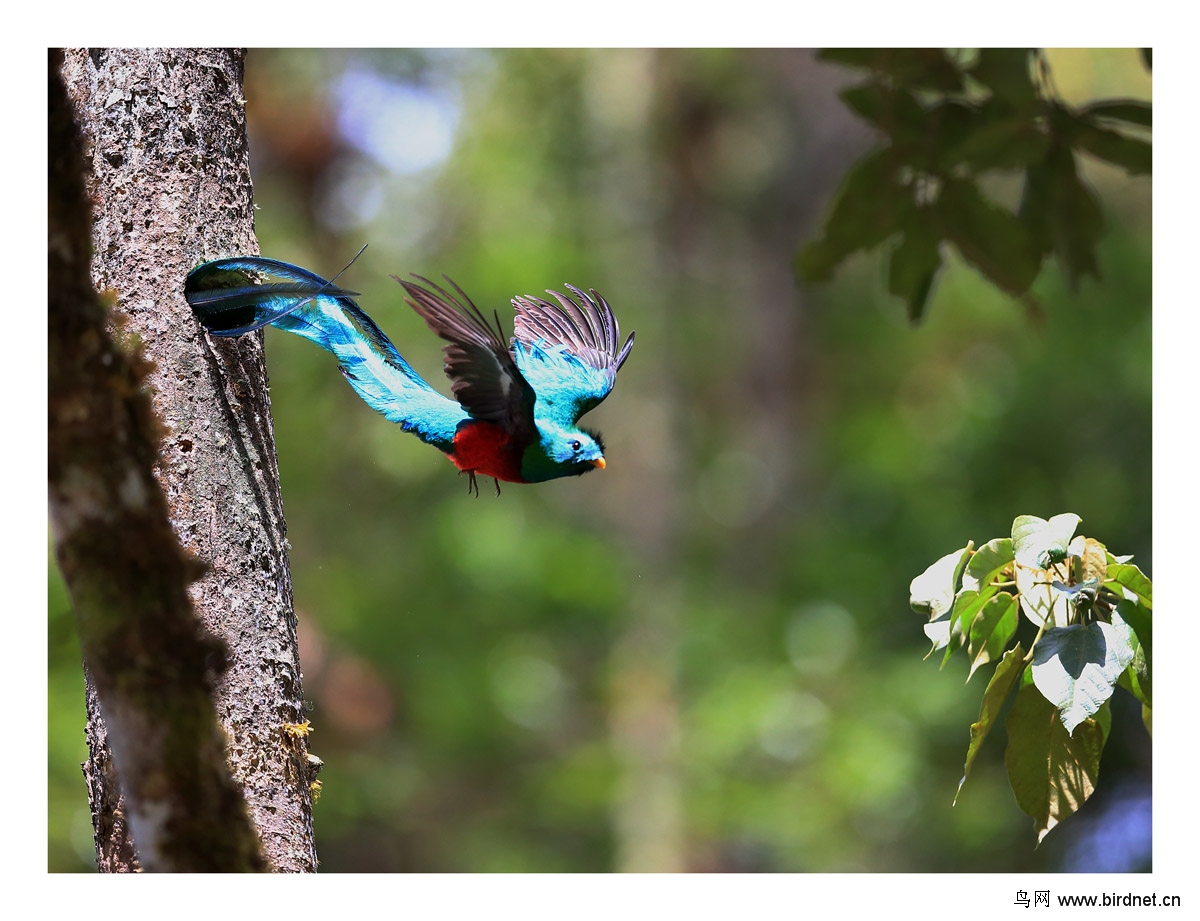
521;422;608;482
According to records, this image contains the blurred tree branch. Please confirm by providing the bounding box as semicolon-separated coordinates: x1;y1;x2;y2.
798;48;1151;322
52;47;316;871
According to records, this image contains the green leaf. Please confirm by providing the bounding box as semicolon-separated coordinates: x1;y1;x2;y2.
1030;622;1135;735
961;537;1014;592
1067;535;1108;585
923;610;952;656
910;543;973;618
839;82;927;143
1141;48;1152;71
1004;683;1106;843
946;586;998;665
956;643;1025;804
939;113;1049;172
1105;562;1152;609
971;49;1036;109
1044;145;1104;291
1012;513;1080;570
1071;119;1152;175
1113;600;1152;728
967;593;1019;681
1078;99;1152;128
935;178;1042;296
819;48;964;92
796;148;911;283
888;220;943;323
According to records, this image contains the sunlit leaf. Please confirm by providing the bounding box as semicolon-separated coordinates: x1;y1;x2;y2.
946;586;998;664
956;643;1025;804
1030;621;1135;735
1015;561;1070;627
967;593;1019;681
924;610;952;656
1012;513;1080;569
1105;562;1152;609
1114;600;1152;727
1067;535;1108;585
910;543;973;618
1005;684;1107;843
961;537;1014;592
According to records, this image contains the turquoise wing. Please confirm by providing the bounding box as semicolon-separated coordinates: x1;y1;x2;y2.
511;285;634;428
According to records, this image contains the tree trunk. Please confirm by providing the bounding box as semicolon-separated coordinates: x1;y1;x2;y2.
52;47;317;872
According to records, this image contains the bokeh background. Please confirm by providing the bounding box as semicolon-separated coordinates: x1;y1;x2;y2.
49;48;1151;872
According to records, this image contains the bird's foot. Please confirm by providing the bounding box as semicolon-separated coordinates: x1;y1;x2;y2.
462;470;480;498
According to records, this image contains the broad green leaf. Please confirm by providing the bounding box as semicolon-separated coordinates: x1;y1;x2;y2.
971;49;1036;108
839;82;927;143
946;586;998;664
910;543;973;618
796;148;911;282
1014;561;1069;627
924;101;986;164
967;593;1019;681
1075;120;1147;175
888;220;942;323
939;115;1049;172
1067;535;1108;585
1078;99;1152;128
924;610;952;656
1105;562;1152;609
819;48;964;92
961;537;1013;592
1030;622;1135;735
1045;145;1104;291
1018;159;1055;259
1114;600;1151;730
1004;684;1106;843
935;178;1041;296
1012;513;1080;569
956;643;1025;804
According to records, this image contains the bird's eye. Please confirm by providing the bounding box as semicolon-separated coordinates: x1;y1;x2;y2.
570;439;582;452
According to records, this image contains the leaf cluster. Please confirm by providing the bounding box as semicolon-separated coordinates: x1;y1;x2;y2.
798;49;1151;321
910;513;1152;843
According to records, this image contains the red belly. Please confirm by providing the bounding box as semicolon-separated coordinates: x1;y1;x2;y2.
450;421;527;483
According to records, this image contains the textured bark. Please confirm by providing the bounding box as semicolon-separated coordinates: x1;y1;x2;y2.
50;48;267;873
54;48;317;871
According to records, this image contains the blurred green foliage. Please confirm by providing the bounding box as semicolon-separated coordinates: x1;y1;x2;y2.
799;48;1152;321
48;48;1151;872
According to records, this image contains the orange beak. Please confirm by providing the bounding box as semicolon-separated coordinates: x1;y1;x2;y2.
590;457;607;470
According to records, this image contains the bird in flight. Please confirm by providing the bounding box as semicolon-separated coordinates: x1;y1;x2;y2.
185;255;634;495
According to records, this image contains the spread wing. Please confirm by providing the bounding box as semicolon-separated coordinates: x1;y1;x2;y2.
397;275;537;439
511;285;635;427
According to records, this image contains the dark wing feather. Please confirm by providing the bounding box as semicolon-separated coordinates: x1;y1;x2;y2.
397;275;535;436
512;285;635;423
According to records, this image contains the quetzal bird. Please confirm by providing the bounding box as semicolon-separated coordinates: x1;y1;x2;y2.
184;256;634;495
